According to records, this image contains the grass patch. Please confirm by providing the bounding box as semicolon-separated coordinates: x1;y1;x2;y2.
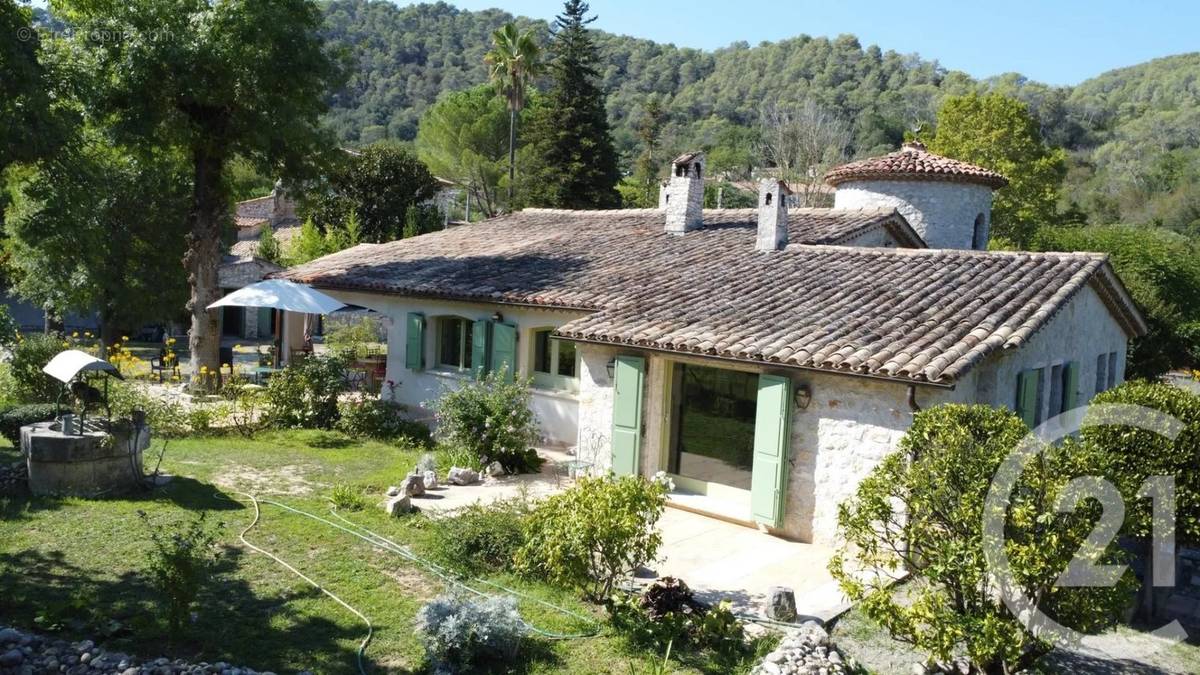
0;431;729;674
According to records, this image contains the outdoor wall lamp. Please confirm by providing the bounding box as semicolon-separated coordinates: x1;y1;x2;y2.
794;383;812;410
491;311;504;323
606;358;616;380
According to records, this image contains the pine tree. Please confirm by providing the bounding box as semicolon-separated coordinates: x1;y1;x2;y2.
521;0;621;209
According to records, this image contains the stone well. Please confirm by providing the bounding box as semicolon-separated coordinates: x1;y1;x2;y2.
21;420;151;497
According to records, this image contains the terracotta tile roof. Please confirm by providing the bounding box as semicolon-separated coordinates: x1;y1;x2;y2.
825;142;1009;189
279;207;1145;385
234;196;274;228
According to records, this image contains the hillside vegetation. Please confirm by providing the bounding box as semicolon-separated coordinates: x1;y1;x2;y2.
319;0;1200;233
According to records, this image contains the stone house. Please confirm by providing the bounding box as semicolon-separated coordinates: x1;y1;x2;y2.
217;186;303;340
278;143;1145;545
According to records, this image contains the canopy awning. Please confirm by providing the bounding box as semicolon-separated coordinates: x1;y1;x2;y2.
43;350;124;384
207;279;347;314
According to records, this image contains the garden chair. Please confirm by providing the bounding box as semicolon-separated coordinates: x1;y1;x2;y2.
150;348;180;383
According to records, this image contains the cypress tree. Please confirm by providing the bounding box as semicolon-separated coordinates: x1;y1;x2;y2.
521;0;621;209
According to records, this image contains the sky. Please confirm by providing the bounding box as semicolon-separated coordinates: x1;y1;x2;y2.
413;0;1200;86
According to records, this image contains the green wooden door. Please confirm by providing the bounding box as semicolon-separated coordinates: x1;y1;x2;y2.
405;313;425;370
751;373;792;528
1064;361;1080;410
611;355;646;476
491;322;517;382
1016;369;1041;427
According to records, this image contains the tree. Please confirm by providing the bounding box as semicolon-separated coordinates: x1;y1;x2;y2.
0;0;61;173
520;0;621;209
931;93;1067;248
758;97;850;207
416;85;515;219
257;226;283;266
305;143;439;243
830;404;1133;674
485;22;542;207
5;137;190;351
58;0;341;380
1032;225;1200;378
624;96;668;207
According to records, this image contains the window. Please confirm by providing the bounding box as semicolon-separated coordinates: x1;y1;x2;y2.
972;213;987;250
437;317;473;370
670;364;758;490
532;329;578;391
1095;353;1108;395
1107;352;1118;390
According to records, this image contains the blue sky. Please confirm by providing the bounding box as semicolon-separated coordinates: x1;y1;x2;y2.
417;0;1200;85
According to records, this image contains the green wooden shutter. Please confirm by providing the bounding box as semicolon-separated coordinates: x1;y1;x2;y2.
1064;361;1080;410
751;374;792;528
405;313;425;370
490;322;517;382
1016;369;1040;427
471;319;491;378
610;355;645;476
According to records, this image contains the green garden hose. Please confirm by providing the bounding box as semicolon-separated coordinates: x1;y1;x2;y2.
224;492;601;674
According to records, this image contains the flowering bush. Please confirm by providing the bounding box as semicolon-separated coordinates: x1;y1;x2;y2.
515;474;669;600
430;371;541;473
414;593;524;673
10;333;64;403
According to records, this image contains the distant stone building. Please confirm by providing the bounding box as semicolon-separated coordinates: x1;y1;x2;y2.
217;185;302;339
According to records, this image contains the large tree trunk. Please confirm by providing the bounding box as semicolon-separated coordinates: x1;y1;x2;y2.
183;148;226;388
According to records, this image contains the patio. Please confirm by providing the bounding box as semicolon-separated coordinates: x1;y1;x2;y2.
415;448;846;623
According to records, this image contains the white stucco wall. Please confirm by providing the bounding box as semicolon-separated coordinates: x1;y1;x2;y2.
291;290;588;446
833;180;993;250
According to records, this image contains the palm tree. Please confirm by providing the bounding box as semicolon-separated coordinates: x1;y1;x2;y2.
485;23;542;208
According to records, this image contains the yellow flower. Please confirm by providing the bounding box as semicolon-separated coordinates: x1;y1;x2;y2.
222;363;230;369
167;337;176;345
71;332;79;338
234;344;242;350
122;336;129;341
61;342;69;348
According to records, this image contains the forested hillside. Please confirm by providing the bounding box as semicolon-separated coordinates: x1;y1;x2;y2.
319;0;1200;233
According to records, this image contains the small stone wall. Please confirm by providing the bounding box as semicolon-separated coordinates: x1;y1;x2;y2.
22;421;151;497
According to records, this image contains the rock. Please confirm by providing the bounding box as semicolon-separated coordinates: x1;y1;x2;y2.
0;648;23;666
0;628;20;645
398;474;425;497
121;668;138;675
384;494;412;516
485;461;505;477
422;470;438;489
766;586;797;622
447;467;479;486
385;486;400;497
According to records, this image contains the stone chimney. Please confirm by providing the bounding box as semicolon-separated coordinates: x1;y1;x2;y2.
663;152;705;234
756;179;791;251
270;179;297;226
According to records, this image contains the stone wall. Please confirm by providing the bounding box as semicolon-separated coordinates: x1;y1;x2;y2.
972;284;1130;417
833;180;993;250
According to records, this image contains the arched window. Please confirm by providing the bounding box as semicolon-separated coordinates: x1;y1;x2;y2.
972;213;987;250
764;193;773;206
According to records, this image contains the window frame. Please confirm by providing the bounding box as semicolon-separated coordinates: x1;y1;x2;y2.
1095;353;1108;396
435;316;473;372
530;327;579;393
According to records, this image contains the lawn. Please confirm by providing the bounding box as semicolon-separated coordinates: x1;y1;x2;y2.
0;431;694;674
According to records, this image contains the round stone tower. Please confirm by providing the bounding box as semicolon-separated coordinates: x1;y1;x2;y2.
824;141;1008;250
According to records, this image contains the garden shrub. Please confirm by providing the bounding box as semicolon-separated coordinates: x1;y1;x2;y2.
515;474;669;600
324;315;383;357
1085;380;1200;543
414;593;524;673
336;393;431;444
329;484;368;511
424;498;530;576
431;371;541;473
10;333;65;403
830;403;1134;674
0;362;20;408
0;403;58;445
138;510;223;635
263;354;348;429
